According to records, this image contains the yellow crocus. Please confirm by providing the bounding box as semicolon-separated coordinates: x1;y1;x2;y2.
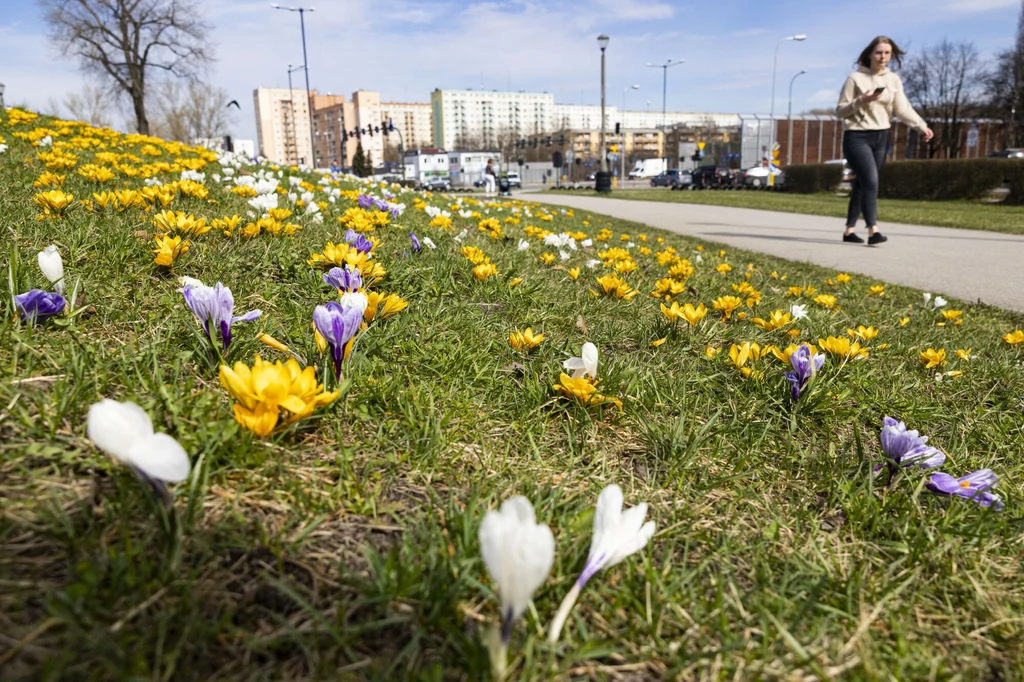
551;373;622;410
509;327;544;351
152;235;190;267
771;343;819;363
818;336;869;360
473;263;500;280
1002;329;1024;345
219;355;339;437
591;273;638;300
920;348;947;369
847;325;879;341
955;348;972;361
364;292;409;322
867;285;885;297
750;309;792;331
711;295;743;319
813;294;838;309
567;267;581;280
34;189;75;217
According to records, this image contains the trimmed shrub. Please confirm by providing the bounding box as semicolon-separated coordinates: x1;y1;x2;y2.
783;164;843;194
877;159;1008;201
1001;162;1024;205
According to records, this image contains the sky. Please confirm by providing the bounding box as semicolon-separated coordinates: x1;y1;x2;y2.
1;0;1020;145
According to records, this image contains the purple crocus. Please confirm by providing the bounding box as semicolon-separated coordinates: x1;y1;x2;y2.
783;344;824;401
14;289;66;324
357;193;374;209
343;228;374;254
182;281;261;351
373;197;390;212
313;301;363;380
409;232;422;254
927;469;1004;510
323;266;362;292
879;417;946;469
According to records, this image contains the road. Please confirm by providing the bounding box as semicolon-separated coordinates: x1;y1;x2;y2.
524;192;1024;314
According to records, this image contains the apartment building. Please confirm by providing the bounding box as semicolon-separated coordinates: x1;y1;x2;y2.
431;89;555;149
380;102;433;150
253;87;314;165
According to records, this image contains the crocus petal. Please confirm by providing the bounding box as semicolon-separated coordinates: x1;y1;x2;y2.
86;399;154;463
232;309;262;324
581;342;599;379
127;432;191;482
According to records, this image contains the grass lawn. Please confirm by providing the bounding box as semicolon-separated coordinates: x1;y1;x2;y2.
3;109;1024;680
572;188;1024;235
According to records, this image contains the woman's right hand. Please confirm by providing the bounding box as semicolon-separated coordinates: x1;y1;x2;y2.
859;90;884;106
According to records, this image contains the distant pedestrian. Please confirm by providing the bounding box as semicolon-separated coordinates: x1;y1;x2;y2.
836;35;933;246
484;159;497;194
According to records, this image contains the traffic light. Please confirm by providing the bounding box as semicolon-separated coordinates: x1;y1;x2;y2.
545;136;552;146
614;123;620;135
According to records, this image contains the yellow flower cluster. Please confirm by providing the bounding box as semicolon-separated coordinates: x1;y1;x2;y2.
591;273;638;300
219;355;340;437
552;374;622;410
509;327;544;351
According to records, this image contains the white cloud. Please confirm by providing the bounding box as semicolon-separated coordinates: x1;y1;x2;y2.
807;88;838;105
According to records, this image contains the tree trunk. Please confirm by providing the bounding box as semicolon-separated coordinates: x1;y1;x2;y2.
132;89;149;136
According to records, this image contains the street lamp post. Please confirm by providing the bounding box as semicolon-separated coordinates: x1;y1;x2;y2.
646;59;685;131
272;4;317;167
596;34;611;193
621;84;639;183
786;70;806;166
768;34;807;167
0;83;5;109
286;63;305;165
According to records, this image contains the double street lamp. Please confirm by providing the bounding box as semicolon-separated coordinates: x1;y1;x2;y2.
646;58;685;131
768;34;806;166
621;84;639;181
272;4;317;166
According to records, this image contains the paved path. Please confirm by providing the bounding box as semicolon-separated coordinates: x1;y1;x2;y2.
525;193;1024;314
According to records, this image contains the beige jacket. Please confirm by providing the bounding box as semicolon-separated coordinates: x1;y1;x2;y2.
836;66;928;133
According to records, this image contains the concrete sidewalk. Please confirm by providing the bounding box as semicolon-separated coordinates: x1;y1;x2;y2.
525;192;1024;314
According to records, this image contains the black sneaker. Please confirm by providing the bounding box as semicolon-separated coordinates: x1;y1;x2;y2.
843;232;865;244
868;232;888;246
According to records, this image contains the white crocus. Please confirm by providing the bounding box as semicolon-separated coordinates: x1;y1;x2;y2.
581;238;593;247
548;484;655;643
340;291;369;318
790;303;808;320
563;342;598;380
37;245;64;294
479;496;555;639
932;295;947;310
559;249;571;261
421;237;437;250
585;258;602;269
922;292;932;307
517;239;531;251
86;399;191;500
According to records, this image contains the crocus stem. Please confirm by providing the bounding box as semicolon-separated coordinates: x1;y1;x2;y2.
547;582;581;644
487;623;508;679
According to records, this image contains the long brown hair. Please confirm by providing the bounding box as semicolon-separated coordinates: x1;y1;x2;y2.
857;36;907;70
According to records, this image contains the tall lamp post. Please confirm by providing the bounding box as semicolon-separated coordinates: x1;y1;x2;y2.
786;70;806;166
272;4;317;167
0;83;5;109
596;34;611;193
768;34;806;165
621;84;639;182
286;63;305;165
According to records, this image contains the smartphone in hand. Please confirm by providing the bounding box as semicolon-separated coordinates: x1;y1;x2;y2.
874;86;886;94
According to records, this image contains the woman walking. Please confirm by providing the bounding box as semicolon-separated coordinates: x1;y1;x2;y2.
836;36;933;245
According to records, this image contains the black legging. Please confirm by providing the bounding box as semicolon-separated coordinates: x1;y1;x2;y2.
843;129;889;228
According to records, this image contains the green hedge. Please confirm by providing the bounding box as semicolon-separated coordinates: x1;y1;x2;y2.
878;159;1007;201
784;158;1024;203
783;164;843;194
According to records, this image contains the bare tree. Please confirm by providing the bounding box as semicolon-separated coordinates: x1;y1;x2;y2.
903;39;985;158
40;0;212;136
58;84;117;128
149;80;233;143
986;1;1024;147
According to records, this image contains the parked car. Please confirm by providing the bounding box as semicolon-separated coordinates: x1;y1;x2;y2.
741;165;786;189
585;171;597;181
987;148;1024;158
670;169;693;190
650;169;684;187
691;165;735;190
505;171;522;188
421;177;451;192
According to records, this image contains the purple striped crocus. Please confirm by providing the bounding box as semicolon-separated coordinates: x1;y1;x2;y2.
409;232;422;254
323;266;362;292
357;193;374;209
313;301;363;380
927;469;1004;510
182;280;261;351
880;417;946;469
784;344;824;401
15;289;66;324
343;228;374;253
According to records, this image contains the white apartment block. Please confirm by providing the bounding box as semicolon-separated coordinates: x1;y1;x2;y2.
380;102;433;150
552;104;615;131
552;104;739;132
253;87;314;165
431;89;555;149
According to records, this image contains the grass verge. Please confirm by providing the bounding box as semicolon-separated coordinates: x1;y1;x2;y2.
2;110;1024;679
558;187;1024;235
